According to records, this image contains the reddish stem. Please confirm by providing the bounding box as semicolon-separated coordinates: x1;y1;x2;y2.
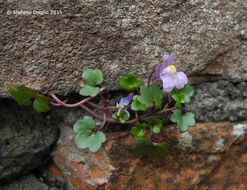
86;101;117;110
48;86;175;125
135;111;139;123
148;69;156;87
48;87;107;108
94;112;107;133
79;104;119;123
50;99;68;106
48;93;94;108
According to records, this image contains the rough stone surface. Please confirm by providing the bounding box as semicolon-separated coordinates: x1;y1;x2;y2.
185;80;247;122
49;124;113;190
48;122;247;190
1;0;247;97
0;99;59;184
0;174;59;190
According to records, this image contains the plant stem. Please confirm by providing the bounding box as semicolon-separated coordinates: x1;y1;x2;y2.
148;69;156;87
94;112;107;133
49;86;175;125
48;87;107;108
135;111;139;123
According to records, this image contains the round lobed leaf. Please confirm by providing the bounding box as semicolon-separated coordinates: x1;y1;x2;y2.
73;116;95;134
131;95;147;111
119;73;142;90
170;110;196;133
82;69;103;86
73;117;106;152
80;86;99;96
130;126;146;138
33;95;50;113
137;85;162;109
148;119;163;134
9;86;36;106
171;85;194;105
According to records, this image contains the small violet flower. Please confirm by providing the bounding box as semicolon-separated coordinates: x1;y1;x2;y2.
152;53;188;92
117;95;133;109
116;94;133;116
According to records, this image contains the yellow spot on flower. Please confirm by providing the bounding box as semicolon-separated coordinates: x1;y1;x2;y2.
168;65;177;72
161;64;177;75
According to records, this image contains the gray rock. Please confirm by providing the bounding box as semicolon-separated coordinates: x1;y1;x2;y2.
0;0;246;97
0;174;59;190
185;80;247;122
0;99;59;184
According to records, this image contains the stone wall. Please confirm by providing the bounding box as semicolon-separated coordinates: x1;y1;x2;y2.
1;0;246;96
1;0;247;189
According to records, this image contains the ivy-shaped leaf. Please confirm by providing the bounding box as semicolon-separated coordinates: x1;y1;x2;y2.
73;116;106;152
171;85;194;108
80;85;99;96
148;119;163;134
137;85;162;109
33;95;50;113
82;69;103;86
9;86;50;113
131;95;147;111
132;138;170;156
119;73;142;90
9;86;35;106
170;110;196;133
130;122;147;137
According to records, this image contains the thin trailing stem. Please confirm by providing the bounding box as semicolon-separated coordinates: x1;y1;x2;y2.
86;101;117;114
48;93;94;108
48;86;175;126
94;112;107;133
48;87;107;108
50;99;68;106
135;111;139;123
148;69;156;87
79;104;118;123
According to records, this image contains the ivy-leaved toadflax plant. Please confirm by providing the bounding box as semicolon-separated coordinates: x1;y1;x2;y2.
9;53;195;156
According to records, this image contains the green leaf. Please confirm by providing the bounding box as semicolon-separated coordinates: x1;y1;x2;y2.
131;95;147;111
9;86;35;106
112;110;130;123
74;116;95;133
112;113;119;120
119;73;142;90
88;132;106;152
130;122;147;137
82;69;103;86
33;96;50;112
171;85;194;105
10;86;50;113
170;110;196;133
132;138;170;156
148;119;163;134
175;102;182;109
73;117;106;152
80;85;99;96
137;85;162;109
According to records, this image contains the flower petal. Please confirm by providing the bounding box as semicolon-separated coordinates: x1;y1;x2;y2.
161;54;170;70
168;53;176;66
152;67;160;81
120;95;133;106
173;72;188;89
160;74;175;92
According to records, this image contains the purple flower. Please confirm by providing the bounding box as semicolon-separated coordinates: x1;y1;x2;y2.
116;95;133;117
152;53;188;92
119;95;133;107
